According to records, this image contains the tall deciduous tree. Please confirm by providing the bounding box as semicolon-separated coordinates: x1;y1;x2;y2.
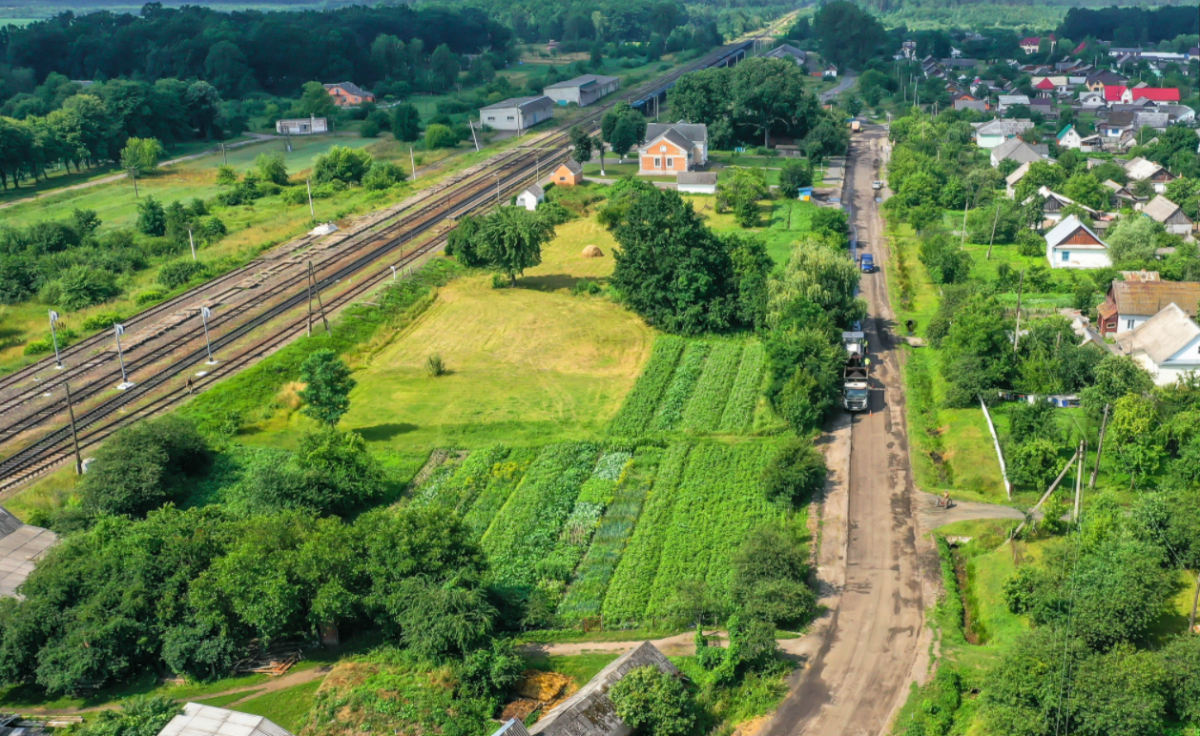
569;125;593;165
812;1;891;69
299;349;356;427
120;137;164;176
476;206;555;285
609;666;697;736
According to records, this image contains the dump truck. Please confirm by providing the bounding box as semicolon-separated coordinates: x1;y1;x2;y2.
842;331;869;412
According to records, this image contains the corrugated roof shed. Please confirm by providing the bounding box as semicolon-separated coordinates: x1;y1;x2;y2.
529;642;679;736
0;507;57;598
1142;195;1185;223
1117;303;1200;364
645;123;707;144
544;74;619;90
157;704;295;736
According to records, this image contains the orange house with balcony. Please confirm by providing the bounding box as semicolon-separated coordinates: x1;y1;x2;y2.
637;123;708;176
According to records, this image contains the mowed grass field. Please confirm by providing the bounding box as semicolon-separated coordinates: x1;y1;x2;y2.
247;219;653;456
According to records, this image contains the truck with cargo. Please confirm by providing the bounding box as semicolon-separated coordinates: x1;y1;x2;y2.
842;331;869;412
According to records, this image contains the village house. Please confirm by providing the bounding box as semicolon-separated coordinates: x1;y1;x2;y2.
516;184;545;211
275;116;328;135
480;96;554;133
542;74;620;107
1098;274;1200;335
0;505;56;598
1125;156;1175;193
323;82;374;106
1005;161;1032;197
1055;124;1099;151
1033;186;1099;224
1099;111;1136;141
974;118;1034;148
997;94;1031;113
954;98;988;113
1104;179;1139;207
1078;89;1106;108
158;703;297;736
1045;215;1110;269
1121;87;1181;105
990;136;1048;168
1143;195;1195;236
1115;303;1200;386
637;122;708;175
550;160;583;187
1020;36;1044;54
1085;70;1126;91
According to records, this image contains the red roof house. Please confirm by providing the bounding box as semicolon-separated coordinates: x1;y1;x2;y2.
1129;88;1181;103
1035;78;1055;90
1073;41;1087;54
1104;85;1128;102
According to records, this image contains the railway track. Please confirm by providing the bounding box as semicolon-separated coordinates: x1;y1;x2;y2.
0;39;756;493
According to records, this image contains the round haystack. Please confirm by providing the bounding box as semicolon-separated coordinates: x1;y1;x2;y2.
582;245;604;258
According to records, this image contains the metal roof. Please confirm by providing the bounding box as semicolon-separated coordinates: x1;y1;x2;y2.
322;82;372;97
1110;279;1200;318
0;507;57;599
544;74;619;90
157;704;295;736
1117;303;1200;365
1143;195;1187;224
977;118;1034;136
677;172;718;185
644;122;707;144
1044;215;1106;250
480;95;555;111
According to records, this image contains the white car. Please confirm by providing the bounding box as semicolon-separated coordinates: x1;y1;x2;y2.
872;180;883;190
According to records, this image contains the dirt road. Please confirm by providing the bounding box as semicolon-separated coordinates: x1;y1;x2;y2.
762;128;931;736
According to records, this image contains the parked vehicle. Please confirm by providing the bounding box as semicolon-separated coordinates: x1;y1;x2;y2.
842;331;869;412
872;180;883;190
860;253;874;272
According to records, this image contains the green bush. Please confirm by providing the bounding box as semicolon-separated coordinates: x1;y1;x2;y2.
761;438;826;508
424;123;456;149
158;261;208;290
135;290;165;305
83;311;125;331
313;145;374;185
363;161;408;191
570;279;602;296
23;339;52;356
50;266;120;311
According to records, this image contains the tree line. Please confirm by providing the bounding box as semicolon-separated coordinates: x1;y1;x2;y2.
1059;5;1199;46
0;4;511;101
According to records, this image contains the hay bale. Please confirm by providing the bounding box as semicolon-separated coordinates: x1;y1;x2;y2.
515;670;572;701
581;245;604;258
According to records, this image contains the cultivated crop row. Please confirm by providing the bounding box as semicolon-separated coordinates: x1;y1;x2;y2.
679;342;745;433
481;442;600;586
601;442;692;625
461;447;538;540
557;449;659;623
645;441;781;617
717;341;767;434
651;343;712;430
607;337;686;436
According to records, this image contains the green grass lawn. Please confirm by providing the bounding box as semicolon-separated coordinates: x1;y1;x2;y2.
192;689;265;708
0;671;271;713
522;652;620;686
241;217;654;466
682;195;820;264
232;680;322;732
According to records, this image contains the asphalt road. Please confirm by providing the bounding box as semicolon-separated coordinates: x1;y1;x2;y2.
763;128;930;736
820;72;857;102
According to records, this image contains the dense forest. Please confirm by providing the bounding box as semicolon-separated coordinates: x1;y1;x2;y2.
1059;5;1200;46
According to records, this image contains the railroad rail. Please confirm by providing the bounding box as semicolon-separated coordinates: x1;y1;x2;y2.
0;38;758;492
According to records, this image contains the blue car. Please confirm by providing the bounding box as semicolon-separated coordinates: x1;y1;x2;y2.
860;253;874;272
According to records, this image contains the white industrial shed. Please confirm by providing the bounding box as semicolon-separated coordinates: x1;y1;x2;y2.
543;75;620;107
0;506;57;598
480;96;555;133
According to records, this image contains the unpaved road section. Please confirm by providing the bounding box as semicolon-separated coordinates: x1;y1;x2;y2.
762;129;931;736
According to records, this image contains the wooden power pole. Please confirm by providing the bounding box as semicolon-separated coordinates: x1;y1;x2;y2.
64;382;83;475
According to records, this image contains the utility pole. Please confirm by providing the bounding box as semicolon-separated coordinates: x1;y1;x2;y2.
63;381;82;473
306;178;316;220
410;146;417;181
1089;403;1110;489
113;323;134;389
188;227;197;261
469;119;480;152
49;310;63;369
200;306;217;364
985;200;1001;259
493;172;501;204
1073;439;1085;521
308;261;331;334
306;265;315;337
221;142;228;165
1012;270;1026;351
390;265;398;281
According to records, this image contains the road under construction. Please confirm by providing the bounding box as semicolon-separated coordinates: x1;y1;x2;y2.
0;39;756;494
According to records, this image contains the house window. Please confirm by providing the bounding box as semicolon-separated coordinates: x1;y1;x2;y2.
1126;319;1135;330
666;157;674;168
654;157;662;168
507;116;514;121
1061;251;1070;261
487;116;495;122
659;145;667;153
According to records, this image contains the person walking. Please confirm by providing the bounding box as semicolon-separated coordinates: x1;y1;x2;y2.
186;377;194;394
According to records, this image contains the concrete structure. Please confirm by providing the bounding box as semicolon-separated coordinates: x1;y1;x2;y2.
516;184;544;211
323;82;374;106
481;96;554;133
0;507;56;598
1143;195;1195;236
526;642;679;736
638;123;708;175
543;75;620;107
1115;303;1200;386
550;160;583;187
677;171;718;194
1098;276;1200;335
275;116;328;135
1045;215;1110;269
158;704;295;736
974;118;1034;148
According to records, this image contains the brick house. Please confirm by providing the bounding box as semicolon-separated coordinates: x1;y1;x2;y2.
551;160;583;187
323;82;375;106
637;123;708;176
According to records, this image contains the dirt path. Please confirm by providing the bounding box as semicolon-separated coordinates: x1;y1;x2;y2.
16;665;331;717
